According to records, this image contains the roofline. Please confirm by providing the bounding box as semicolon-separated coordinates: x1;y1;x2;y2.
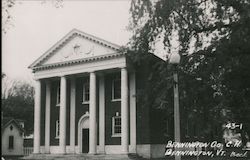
73;29;121;49
28;29;76;69
28;28;121;69
32;52;126;72
2;119;25;132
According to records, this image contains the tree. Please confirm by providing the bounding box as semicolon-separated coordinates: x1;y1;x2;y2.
2;77;34;135
129;0;250;141
2;73;6;79
2;0;63;33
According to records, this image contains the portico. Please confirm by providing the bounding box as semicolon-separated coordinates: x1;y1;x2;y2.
33;63;133;155
30;29;135;155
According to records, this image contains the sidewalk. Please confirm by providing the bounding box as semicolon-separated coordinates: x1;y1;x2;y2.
3;154;249;160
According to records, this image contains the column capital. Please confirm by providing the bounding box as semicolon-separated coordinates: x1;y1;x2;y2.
120;67;127;70
33;78;41;81
89;71;96;74
98;72;105;77
69;75;76;80
58;74;67;78
44;79;51;84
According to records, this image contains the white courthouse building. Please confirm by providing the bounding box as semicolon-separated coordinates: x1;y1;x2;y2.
29;29;167;158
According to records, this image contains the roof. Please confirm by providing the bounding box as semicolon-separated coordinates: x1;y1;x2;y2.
29;29;122;69
33;52;126;72
2;117;12;127
1;117;25;132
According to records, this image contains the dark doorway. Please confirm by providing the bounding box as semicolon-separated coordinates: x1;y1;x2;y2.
82;129;89;153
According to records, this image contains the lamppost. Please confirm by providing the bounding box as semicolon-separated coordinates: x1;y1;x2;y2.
169;52;181;160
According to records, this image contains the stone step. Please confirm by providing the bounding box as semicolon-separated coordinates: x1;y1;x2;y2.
21;154;134;160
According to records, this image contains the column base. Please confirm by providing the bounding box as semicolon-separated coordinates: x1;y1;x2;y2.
121;146;129;154
115;153;130;159
44;147;50;154
98;151;106;154
120;150;129;155
68;150;75;154
33;149;40;154
57;147;66;155
57;152;67;155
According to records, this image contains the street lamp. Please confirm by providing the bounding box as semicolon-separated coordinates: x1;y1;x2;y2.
169;52;181;160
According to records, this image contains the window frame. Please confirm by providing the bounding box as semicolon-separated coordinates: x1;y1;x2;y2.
8;135;14;149
185;118;190;138
165;118;170;136
185;118;199;138
82;80;90;104
193;123;198;138
112;116;121;137
111;76;121;101
55;120;60;139
56;84;60;107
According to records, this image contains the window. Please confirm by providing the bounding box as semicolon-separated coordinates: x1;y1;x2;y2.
55;120;60;138
112;76;121;101
185;118;191;137
82;81;89;104
112;112;121;137
19;122;24;128
193;123;198;137
8;136;14;149
165;119;170;136
56;85;60;106
185;118;198;138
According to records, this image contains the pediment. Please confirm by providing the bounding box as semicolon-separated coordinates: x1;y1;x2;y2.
29;29;121;69
42;35;119;65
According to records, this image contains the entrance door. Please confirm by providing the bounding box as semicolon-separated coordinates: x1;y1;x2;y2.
82;129;89;153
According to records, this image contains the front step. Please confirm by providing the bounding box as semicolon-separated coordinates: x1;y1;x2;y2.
22;153;133;160
128;153;147;160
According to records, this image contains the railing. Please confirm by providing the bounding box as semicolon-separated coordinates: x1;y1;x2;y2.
23;147;33;156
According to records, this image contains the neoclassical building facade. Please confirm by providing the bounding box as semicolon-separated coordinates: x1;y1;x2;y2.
29;29;167;158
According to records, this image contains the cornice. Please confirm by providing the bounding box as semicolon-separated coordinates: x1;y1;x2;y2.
29;29;121;69
32;52;126;72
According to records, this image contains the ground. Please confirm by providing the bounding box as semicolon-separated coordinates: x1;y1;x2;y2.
1;154;249;160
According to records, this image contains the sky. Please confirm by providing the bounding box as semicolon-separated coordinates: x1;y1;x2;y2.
2;0;132;81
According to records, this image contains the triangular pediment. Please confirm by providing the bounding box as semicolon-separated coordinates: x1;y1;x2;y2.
29;29;121;68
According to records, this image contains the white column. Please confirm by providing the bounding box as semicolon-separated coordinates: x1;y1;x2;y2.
129;72;136;153
99;75;105;153
70;77;76;153
45;81;51;153
121;68;129;153
59;76;67;154
34;80;41;154
89;72;97;154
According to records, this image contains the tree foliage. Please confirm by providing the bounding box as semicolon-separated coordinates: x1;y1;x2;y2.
129;0;250;140
2;77;34;135
2;0;63;33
